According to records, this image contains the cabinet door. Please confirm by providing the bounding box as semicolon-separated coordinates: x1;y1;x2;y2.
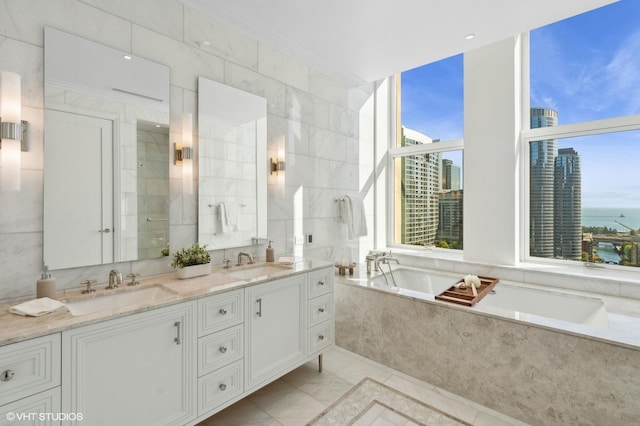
62;302;196;426
0;387;61;426
245;275;307;391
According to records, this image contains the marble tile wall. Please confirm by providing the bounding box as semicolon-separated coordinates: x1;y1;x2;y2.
0;0;372;301
335;281;640;425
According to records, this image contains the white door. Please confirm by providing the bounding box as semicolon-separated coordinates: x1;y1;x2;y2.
61;302;197;426
44;110;113;269
245;275;307;391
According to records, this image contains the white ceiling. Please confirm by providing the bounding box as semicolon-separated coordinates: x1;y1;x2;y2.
182;0;617;86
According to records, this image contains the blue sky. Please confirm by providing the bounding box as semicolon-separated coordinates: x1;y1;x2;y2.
401;0;640;208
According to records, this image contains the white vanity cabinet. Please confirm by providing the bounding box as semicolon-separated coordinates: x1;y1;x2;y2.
61;301;197;426
244;274;307;392
0;334;61;425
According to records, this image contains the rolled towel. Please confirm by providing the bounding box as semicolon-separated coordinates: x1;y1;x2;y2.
10;297;66;317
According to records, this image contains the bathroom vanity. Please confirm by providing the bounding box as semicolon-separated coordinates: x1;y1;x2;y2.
0;261;334;425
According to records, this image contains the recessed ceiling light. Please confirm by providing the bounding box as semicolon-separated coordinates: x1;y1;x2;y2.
465;34;475;40
123;54;132;60
202;41;211;46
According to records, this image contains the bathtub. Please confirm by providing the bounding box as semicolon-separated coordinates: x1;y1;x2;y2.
368;267;454;296
368;267;609;329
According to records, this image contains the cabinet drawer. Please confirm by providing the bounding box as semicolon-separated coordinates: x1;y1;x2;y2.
198;289;244;337
308;293;333;327
0;334;61;407
198;324;243;377
307;320;333;355
0;387;61;426
307;268;333;299
198;360;243;417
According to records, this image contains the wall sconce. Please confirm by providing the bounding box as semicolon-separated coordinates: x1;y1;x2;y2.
0;71;28;192
174;112;193;195
270;157;285;175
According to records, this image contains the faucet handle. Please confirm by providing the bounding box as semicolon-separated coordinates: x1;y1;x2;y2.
223;259;232;269
81;279;97;294
126;273;140;286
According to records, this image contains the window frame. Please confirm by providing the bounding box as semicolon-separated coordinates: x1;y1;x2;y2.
521;109;640;269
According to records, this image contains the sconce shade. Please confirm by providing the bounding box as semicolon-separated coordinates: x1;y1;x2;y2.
182;112;193;195
1;71;22;191
1;72;21;124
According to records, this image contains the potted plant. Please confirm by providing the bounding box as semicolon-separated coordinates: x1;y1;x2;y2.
170;243;212;279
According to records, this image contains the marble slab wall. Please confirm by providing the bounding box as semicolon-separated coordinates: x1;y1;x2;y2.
0;0;372;301
335;282;640;425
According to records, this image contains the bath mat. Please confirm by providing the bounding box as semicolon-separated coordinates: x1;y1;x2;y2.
307;377;471;425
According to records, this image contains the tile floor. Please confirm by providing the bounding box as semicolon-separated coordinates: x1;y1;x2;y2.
199;347;528;426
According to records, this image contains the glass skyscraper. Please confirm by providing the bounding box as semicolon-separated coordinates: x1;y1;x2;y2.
442;159;461;190
530;108;558;258
554;148;582;260
529;108;582;260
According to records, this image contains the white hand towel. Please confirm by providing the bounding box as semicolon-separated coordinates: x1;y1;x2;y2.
10;297;66;317
341;195;368;239
219;203;229;233
225;203;238;230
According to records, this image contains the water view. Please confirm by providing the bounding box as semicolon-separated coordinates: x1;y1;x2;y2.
582;208;640;231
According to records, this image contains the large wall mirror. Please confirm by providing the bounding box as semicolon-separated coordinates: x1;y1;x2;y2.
43;27;170;269
197;77;267;249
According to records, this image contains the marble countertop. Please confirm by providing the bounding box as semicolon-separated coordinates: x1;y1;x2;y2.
0;259;333;347
336;263;640;350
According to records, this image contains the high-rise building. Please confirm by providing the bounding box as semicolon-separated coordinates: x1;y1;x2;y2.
437;189;463;247
529;108;558;258
554;148;582;260
442;159;461;190
395;127;441;246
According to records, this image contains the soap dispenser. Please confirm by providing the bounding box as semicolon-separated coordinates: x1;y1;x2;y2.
37;266;56;299
266;240;275;262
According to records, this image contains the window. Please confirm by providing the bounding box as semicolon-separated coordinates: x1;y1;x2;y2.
392;55;464;250
526;0;640;268
530;0;640;124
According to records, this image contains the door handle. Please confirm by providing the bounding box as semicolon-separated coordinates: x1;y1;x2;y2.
99;228;111;233
256;298;262;317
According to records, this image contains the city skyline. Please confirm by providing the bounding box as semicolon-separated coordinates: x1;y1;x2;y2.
401;0;640;209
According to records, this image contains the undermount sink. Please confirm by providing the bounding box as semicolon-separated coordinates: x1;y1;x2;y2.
65;284;177;316
227;263;293;280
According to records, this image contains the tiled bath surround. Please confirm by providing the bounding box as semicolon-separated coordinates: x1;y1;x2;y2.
0;0;370;301
335;279;640;425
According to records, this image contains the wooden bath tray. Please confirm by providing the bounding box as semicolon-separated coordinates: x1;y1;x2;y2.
435;276;499;306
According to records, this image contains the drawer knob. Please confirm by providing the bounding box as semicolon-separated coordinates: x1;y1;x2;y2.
219;383;227;391
318;307;325;313
219;346;227;353
219;308;227;315
318;280;325;286
1;370;15;382
318;334;325;341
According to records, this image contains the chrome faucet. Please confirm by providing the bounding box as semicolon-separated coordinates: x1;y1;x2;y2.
236;252;255;266
107;270;122;289
365;250;385;274
379;256;400;267
375;252;399;271
375;253;399;287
